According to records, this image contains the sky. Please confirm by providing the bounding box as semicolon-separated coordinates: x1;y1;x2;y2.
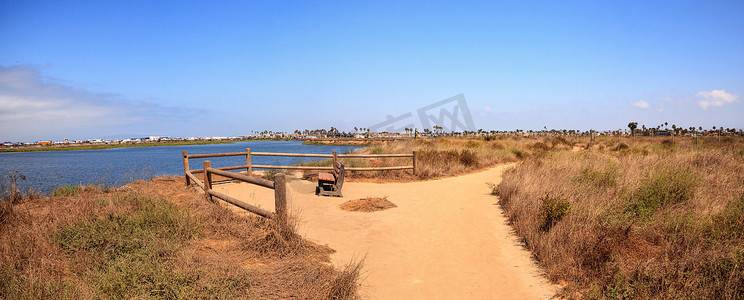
1;1;743;142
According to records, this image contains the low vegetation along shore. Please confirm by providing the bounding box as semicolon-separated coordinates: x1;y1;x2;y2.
1;177;360;299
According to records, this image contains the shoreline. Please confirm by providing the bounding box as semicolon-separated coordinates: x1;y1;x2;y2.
0;139;284;153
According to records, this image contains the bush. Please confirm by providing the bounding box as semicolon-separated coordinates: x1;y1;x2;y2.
711;193;744;240
464;140;481;148
264;169;280;181
572;167;618;189
552;136;572;147
529;142;551;152
50;193;200;298
459;150;478;167
539;194;571;232
625;168;697;219
612;143;629;151
510;148;526;159
370;147;385;154
52;185;82;197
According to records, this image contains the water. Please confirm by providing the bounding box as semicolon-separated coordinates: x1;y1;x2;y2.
0;141;361;195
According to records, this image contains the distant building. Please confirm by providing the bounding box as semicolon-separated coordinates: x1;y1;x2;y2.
37;140;52;146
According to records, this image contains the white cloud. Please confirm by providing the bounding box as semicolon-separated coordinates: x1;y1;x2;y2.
697;89;740;109
0;65;197;141
631;100;650;109
484;106;492;112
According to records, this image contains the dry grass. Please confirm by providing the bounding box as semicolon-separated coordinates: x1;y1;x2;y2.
0;176;361;299
495;136;744;298
303;136;570;181
340;197;397;212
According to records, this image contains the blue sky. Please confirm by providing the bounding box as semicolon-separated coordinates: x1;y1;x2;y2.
1;1;743;141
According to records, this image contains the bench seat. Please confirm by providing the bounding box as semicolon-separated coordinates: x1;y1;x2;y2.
318;172;335;182
316;161;344;197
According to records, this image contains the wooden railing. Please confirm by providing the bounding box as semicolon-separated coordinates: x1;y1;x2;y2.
182;148;418;179
186;160;286;219
181;148;417;218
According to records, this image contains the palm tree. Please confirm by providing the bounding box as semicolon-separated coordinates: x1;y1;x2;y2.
628;122;638;136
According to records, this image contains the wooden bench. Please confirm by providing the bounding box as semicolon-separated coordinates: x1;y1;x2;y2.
316;161;344;197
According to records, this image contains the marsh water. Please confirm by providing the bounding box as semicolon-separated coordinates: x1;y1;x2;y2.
0;141;361;195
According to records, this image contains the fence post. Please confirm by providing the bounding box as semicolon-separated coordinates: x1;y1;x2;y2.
246;148;252;175
274;173;287;220
332;150;338;166
412;150;418;176
182;150;190;186
203;160;214;203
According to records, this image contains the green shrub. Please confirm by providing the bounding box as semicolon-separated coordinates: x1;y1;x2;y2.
540;194;571;232
625;168;696;219
711;194;744;240
370;147;385;154
511;148;526;159
52;185;82;197
264;169;280;181
51;193;200;298
299;159;333;167
573;167;618;189
465;140;481;148
458;150;478;167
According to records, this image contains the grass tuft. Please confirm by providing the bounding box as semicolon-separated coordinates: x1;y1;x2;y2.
539;194;571;232
625;168;696;219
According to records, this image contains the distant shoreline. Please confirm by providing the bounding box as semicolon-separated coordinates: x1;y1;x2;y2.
0;139;279;153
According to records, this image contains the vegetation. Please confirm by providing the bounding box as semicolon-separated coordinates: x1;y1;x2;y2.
495;136;744;298
302;140;374;147
0;177;361;299
302;136;565;181
50;184;82;197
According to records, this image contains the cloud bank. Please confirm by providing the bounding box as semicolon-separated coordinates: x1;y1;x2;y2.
631;100;650;109
0;65;197;141
697;89;740;109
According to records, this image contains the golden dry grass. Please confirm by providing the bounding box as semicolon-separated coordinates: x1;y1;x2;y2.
339;197;397;212
496;136;744;298
303;136;569;181
0;176;361;299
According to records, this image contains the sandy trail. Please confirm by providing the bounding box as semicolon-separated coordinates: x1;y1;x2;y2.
215;164;555;299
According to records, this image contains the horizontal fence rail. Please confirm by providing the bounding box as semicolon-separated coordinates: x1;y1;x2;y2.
182;148;417;179
180;148;417;218
191;160;286;220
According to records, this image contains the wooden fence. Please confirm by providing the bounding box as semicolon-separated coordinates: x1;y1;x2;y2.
185;159;286;219
181;148;417;218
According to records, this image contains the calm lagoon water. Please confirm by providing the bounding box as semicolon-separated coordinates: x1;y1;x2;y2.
0;141;361;195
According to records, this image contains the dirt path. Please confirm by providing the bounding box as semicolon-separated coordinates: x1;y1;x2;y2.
215;164;555;299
